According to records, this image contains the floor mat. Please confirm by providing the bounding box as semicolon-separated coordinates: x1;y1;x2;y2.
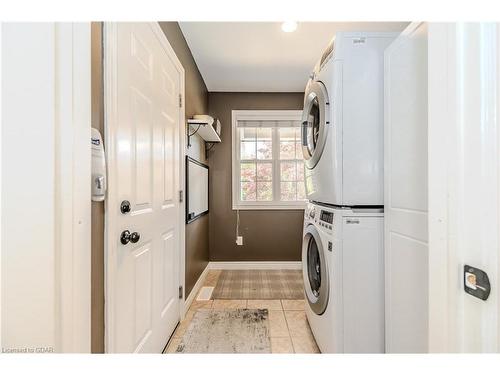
212;269;304;300
174;309;271;353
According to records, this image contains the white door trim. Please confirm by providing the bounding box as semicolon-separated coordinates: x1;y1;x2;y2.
0;22;3;348
427;22;453;352
103;22;117;353
103;22;186;352
428;22;500;353
55;23;92;353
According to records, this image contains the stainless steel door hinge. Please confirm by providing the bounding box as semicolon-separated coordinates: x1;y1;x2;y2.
179;94;182;108
178;286;183;299
179;190;183;203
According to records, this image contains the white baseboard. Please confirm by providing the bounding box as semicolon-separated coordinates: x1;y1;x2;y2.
208;261;302;270
183;264;210;317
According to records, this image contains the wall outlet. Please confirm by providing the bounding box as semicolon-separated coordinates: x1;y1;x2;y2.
236;236;244;246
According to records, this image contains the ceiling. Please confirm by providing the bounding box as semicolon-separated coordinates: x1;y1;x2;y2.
179;22;409;92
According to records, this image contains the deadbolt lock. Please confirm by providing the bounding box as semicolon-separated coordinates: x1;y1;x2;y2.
120;200;131;214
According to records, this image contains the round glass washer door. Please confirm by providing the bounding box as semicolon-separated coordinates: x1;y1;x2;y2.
301;80;330;169
302;224;329;315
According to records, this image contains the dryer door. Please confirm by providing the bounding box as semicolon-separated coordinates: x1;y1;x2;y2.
302;224;329;315
301;80;330;169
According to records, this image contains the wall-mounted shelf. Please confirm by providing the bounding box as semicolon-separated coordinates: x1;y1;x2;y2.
187;116;221;143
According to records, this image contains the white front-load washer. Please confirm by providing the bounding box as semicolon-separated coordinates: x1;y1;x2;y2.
301;32;397;206
302;202;385;353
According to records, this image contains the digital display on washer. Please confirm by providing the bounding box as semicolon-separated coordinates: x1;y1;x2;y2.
320;210;333;224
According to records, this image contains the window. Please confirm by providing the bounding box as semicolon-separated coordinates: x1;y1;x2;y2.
232;110;306;209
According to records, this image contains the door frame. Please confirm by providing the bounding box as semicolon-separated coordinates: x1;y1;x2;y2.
428;23;500;352
56;22;93;353
103;22;186;353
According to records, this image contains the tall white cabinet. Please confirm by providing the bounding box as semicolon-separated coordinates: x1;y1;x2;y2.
384;22;429;353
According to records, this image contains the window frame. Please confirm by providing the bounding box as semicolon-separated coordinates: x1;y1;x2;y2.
231;109;306;210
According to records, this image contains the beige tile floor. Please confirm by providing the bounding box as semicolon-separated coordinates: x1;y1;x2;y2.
164;270;320;354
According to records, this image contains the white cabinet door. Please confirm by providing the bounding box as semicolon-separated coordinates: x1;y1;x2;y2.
343;215;384;353
105;22;184;353
384;22;429;353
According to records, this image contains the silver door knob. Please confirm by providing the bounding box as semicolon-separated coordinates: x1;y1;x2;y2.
120;230;140;245
130;231;140;244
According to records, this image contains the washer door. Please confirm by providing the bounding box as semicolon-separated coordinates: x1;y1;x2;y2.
302;224;329;315
301;80;330;169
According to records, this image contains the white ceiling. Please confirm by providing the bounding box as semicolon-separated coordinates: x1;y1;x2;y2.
179;22;409;92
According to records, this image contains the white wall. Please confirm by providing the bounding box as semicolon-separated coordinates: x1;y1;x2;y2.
2;23;57;352
1;23;91;353
187;133;206;163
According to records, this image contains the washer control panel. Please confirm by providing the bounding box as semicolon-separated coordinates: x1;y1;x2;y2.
320;210;333;224
305;204;334;232
318;210;333;231
305;204;316;219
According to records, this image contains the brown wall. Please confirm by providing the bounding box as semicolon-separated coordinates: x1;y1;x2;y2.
158;22;210;297
208;92;305;261
91;22;105;354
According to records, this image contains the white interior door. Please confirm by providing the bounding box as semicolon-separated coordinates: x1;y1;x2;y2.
105;22;184;353
384;22;429;353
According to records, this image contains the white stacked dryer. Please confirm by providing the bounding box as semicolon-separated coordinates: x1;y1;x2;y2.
300;32;397;353
302;32;397;206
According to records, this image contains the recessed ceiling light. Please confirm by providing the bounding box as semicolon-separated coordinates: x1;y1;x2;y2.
281;21;298;33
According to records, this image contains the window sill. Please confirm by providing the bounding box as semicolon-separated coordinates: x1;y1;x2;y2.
232;203;306;211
